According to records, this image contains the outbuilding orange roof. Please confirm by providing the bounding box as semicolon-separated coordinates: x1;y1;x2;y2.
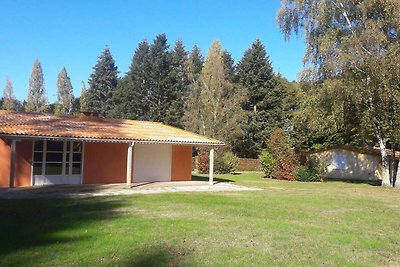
0;110;224;145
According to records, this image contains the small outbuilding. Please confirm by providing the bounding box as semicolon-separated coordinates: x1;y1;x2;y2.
0;110;223;188
303;146;383;181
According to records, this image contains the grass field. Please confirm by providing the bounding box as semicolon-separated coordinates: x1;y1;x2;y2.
1;172;400;266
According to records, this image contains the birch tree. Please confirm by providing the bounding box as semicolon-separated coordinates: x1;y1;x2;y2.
277;0;400;187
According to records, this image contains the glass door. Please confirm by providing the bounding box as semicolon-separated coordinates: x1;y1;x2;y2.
32;140;83;185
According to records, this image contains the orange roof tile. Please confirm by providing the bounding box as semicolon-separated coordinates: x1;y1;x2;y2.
0;110;224;145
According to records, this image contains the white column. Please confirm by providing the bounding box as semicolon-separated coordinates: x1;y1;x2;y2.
9;140;16;188
209;148;214;185
126;142;134;188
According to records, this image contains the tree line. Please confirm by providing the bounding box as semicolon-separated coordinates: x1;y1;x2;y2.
1;34;295;159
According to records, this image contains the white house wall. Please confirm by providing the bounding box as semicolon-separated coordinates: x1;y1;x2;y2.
133;144;172;183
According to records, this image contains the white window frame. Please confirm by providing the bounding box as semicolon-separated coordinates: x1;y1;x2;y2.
31;140;83;185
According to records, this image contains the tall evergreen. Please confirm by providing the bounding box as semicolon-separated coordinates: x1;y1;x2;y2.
55;67;73;114
185;45;204;84
87;47;118;117
79;81;88;112
113;39;151;120
26;59;47;112
2;78;16;110
147;34;174;123
233;39;285;158
167;39;189;127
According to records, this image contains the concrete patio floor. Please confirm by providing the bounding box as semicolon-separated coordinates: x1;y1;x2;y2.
0;181;261;199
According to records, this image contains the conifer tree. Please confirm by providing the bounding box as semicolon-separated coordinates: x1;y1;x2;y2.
87;47;118;117
55;67;73;114
233;39;286;158
147;34;174;123
26;59;47;112
2;78;16;110
113;39;151;120
79;81;88;112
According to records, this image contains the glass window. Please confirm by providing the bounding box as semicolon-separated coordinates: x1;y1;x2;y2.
73;142;82;152
34;152;43;162
46;141;63;152
46;152;63;162
34;141;43;151
45;163;62;175
73;153;81;162
72;163;81;175
33;163;42;175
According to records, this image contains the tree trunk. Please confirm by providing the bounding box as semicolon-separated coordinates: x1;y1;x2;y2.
395;160;400;188
378;134;391;187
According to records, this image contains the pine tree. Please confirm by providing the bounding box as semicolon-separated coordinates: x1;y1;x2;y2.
87;47;118;117
113;39;151;120
2;78;16;110
184;40;247;148
79;81;88;112
233;39;285;158
26;59;47;112
222;50;235;81
55;67;73;114
167;39;189;127
185;45;204;84
147;34;174;123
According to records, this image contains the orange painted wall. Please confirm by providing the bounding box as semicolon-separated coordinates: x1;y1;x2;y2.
171;145;192;181
0;138;32;188
0;138;11;187
83;142;130;184
14;141;33;187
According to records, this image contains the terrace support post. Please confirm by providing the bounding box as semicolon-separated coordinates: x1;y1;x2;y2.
209;148;214;185
9;140;16;188
126;142;134;188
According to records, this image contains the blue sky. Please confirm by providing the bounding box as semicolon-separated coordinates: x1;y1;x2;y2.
0;0;305;102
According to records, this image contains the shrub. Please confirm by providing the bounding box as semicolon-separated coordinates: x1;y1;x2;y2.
295;166;321;182
196;151;209;174
259;151;276;178
215;152;239;174
273;159;297;181
222;152;239;174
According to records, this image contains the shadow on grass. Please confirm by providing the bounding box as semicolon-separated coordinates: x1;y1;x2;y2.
323;178;382;186
0;197;124;264
124;244;189;267
192;175;234;183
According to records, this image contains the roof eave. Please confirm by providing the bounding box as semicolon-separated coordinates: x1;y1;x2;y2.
0;134;225;146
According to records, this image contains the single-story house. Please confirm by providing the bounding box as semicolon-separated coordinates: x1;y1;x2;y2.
303;146;383;181
0;110;223;188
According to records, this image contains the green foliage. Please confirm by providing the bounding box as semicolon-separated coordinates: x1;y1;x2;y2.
2;78;16;110
233;39;293;158
26;59;48;112
55;67;73;114
215;152;239;174
259;151;276;178
295;166;321;182
183;40;248;148
79;81;88;112
87;47;118;117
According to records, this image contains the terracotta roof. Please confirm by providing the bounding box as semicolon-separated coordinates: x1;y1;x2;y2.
0;110;224;145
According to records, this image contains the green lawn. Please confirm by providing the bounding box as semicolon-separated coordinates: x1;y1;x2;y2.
1;173;400;266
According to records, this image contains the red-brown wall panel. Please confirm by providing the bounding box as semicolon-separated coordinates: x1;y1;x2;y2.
83;142;130;184
171;145;192;181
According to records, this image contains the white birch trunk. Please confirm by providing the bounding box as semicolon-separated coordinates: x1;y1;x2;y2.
378;135;391;187
395;160;400;188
